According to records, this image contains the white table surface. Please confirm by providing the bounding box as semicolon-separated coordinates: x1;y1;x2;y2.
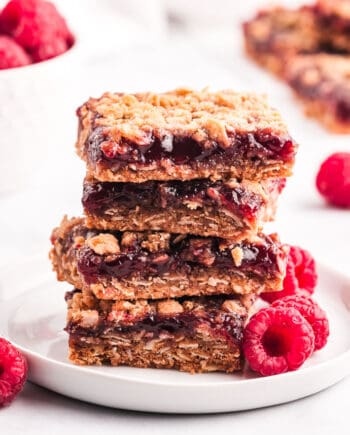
1;1;350;432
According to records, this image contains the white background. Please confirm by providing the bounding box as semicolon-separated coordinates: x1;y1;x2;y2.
0;0;349;432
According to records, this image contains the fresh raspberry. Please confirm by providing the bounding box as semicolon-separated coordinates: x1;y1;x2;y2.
243;307;315;376
0;0;38;43
260;245;317;303
316;152;350;208
30;36;67;62
0;0;74;61
272;295;329;351
0;35;31;69
0;338;27;407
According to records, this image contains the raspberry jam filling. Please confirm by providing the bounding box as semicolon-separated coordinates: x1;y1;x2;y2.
87;127;295;170
315;9;350;34
77;233;283;283
82;179;270;221
66;292;244;343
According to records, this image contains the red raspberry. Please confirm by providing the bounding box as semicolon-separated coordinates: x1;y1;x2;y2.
0;35;31;69
0;0;38;44
30;36;67;62
0;338;27;407
0;0;74;61
272;295;329;351
260;245;317;303
316;152;350;208
243;307;315;376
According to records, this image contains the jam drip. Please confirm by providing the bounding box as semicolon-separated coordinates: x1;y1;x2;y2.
87;128;295;170
82;179;267;221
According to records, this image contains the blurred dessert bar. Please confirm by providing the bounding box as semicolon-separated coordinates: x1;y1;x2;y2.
50;217;288;300
315;0;350;52
65;289;255;373
76;89;297;182
82;177;285;238
243;6;321;76
243;1;350;132
286;54;350;133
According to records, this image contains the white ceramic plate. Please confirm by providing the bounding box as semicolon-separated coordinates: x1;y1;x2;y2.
0;264;349;414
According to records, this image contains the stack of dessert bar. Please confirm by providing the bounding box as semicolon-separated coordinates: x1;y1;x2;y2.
50;89;297;373
243;0;350;133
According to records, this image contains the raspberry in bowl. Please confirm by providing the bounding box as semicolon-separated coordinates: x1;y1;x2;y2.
0;34;30;68
0;0;74;69
0;0;78;193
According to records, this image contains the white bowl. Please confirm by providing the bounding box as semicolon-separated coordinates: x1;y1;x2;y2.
0;40;82;194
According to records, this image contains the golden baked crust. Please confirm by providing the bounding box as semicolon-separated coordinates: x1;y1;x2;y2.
84;160;292;183
82;269;282;300
68;335;243;373
85;207;260;240
77;88;289;147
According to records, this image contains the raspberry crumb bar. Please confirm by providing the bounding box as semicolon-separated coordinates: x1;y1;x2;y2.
50;217;288;300
286;54;350;133
76;89;297;182
65;289;255;373
243;6;321;76
49;84;299;374
82;177;285;238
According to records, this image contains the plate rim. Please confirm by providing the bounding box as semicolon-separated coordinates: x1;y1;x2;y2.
1;262;350;389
